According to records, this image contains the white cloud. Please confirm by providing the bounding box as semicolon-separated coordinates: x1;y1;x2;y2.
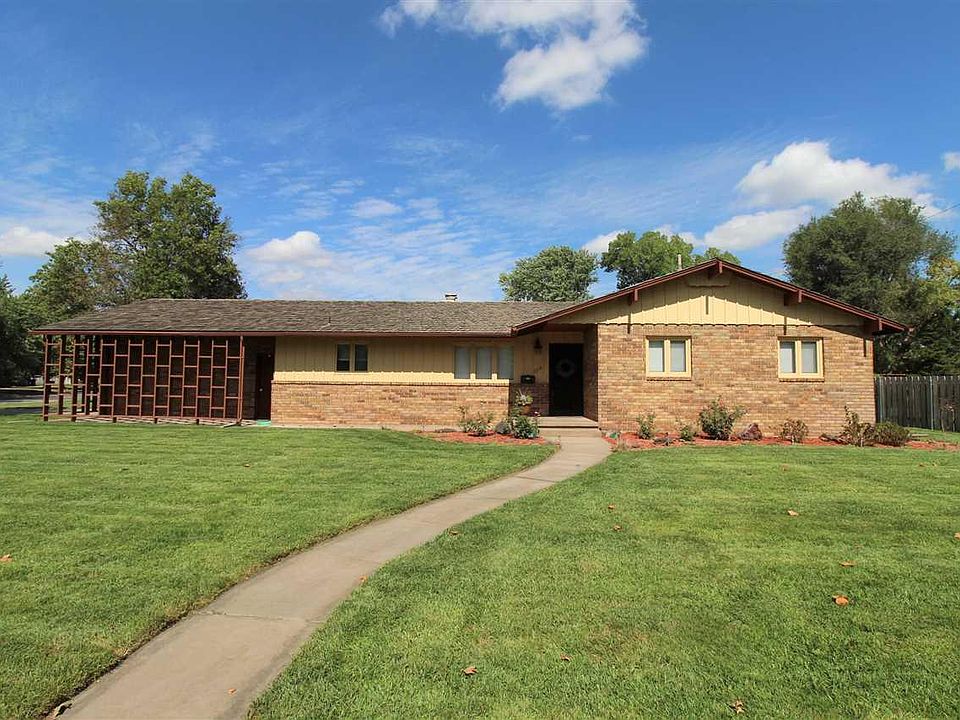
407;197;443;220
583;228;626;253
246;230;331;268
0;225;66;256
944;151;960;172
381;0;648;110
738;141;936;209
352;197;403;218
701;207;813;251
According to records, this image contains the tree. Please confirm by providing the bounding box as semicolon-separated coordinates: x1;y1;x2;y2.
599;231;740;289
25;239;118;322
783;193;958;373
94;171;245;302
0;275;40;385
499;245;598;301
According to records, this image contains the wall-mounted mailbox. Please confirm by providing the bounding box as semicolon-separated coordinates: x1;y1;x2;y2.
520;374;535;384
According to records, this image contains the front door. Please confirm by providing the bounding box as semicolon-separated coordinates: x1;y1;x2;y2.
254;352;275;420
549;343;584;416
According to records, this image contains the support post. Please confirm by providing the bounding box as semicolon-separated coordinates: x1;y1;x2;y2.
237;335;246;423
41;335;51;422
57;335;66;415
70;336;80;422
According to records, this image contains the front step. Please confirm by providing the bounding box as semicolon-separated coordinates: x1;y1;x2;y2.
540;427;605;439
537;416;599;429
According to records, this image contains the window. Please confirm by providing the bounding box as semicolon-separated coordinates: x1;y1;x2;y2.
475;348;493;379
646;337;691;377
454;347;471;379
497;346;514;380
779;338;822;378
336;343;350;372
354;344;368;372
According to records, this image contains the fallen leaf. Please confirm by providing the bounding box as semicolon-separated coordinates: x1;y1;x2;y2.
359;575;367;584
730;699;746;714
228;688;237;695
0;554;12;563
462;665;477;676
954;533;960;540
786;509;799;517
52;703;71;717
839;561;856;568
832;594;851;606
780;464;790;471
560;654;571;662
612;524;622;531
243;463;251;468
607;504;616;510
449;529;460;536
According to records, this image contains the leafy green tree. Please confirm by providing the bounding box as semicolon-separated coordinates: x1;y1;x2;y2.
0;275;40;385
499;245;598;301
25;239;118;322
599;231;740;289
94;171;245;301
783;193;958;373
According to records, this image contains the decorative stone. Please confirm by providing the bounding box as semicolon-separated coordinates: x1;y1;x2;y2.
737;423;763;441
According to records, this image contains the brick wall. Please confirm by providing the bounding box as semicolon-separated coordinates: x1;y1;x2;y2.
271;381;512;426
595;323;874;437
583;324;599;421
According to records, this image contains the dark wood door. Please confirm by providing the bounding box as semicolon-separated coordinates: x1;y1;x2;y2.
254;352;274;420
549;343;584;416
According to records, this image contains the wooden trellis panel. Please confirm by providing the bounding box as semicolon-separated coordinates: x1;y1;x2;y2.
42;334;245;423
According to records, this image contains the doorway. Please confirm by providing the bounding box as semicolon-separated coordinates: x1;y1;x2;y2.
548;343;584;416
253;352;275;420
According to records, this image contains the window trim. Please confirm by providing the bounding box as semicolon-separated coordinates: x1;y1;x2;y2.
778;337;824;379
452;345;513;382
335;342;368;372
645;337;692;378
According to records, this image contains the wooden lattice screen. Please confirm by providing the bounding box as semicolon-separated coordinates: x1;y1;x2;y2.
42;334;246;423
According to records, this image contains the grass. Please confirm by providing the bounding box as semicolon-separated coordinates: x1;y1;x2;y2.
253;445;960;720
0;415;553;720
909;427;960;445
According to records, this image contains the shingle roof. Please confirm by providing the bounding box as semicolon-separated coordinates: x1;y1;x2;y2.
35;298;576;336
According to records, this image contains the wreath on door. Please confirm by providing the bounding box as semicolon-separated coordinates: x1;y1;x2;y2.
555;358;577;379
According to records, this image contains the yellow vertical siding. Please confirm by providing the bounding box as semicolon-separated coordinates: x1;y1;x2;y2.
556;273;860;326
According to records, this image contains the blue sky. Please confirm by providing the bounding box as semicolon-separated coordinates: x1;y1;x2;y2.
1;0;958;300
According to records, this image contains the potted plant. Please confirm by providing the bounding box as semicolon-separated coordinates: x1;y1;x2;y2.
513;391;534;416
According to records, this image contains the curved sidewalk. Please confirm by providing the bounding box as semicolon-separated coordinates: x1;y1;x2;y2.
62;434;609;720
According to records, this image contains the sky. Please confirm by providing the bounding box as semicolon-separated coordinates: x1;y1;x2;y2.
1;0;958;300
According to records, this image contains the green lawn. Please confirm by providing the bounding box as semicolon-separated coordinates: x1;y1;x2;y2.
0;416;553;720
254;445;960;720
909;427;960;445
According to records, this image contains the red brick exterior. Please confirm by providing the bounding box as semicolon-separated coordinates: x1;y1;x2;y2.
595;323;874;437
271;381;512;426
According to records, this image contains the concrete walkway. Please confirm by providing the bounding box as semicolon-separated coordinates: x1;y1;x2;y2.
62;434;609;720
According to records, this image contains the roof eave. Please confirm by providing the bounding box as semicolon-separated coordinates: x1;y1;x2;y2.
513;259;908;335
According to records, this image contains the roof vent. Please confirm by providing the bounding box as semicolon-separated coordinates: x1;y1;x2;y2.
444;292;458;302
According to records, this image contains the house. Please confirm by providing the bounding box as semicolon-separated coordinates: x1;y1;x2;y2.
34;259;906;435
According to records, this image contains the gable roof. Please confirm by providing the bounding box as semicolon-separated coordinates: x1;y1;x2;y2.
514;259;908;334
34;298;576;337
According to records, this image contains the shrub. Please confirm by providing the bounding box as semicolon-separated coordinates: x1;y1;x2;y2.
510;415;540;439
874;421;911;447
779;419;808;444
458;407;494;436
698;398;746;440
678;423;696;442
636;412;656;439
839;405;875;447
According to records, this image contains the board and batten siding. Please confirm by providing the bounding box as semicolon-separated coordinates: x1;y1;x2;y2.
273;331;583;384
555;273;861;327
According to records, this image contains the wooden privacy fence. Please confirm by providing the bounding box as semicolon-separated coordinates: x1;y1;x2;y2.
875;375;960;432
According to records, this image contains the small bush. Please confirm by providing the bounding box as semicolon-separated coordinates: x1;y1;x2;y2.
839;405;875;447
874;421;911;447
458;407;494;436
678;423;696;442
636;412;656;439
698;398;746;440
779;419;808;444
510;415;540;439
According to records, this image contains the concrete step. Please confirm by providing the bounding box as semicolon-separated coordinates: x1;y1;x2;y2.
540;427;605;439
537;416;599;429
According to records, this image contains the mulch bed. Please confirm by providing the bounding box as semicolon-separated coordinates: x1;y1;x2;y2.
606;432;958;452
418;431;548;445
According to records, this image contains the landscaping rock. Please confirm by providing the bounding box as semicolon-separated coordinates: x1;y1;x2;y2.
737;423;763;441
